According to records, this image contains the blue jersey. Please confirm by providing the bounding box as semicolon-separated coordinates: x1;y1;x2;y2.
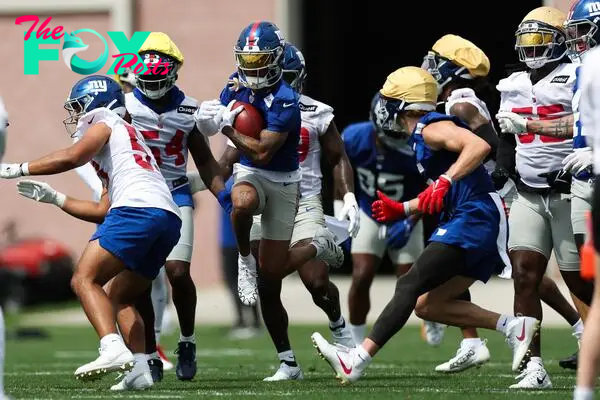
220;73;300;172
410;112;509;282
572;66;593;180
342;121;424;219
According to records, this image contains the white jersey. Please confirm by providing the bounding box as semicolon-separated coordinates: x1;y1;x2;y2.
497;63;576;188
579;47;600;171
445;88;496;173
298;94;334;198
73;107;179;216
0;96;7;163
125;91;198;191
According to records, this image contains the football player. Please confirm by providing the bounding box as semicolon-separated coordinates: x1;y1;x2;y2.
213;43;357;381
311;66;539;385
195;21;343;309
574;45;600;400
340;93;426;345
0;96;8;399
495;6;586;388
422;33;583;374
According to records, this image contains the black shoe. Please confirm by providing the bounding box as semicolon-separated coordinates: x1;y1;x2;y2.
148;358;163;382
175;341;197;381
559;351;578;370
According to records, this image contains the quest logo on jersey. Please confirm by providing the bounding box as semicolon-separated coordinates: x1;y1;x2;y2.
550;75;570;84
15;16;173;76
299;103;318;112
177;106;197;115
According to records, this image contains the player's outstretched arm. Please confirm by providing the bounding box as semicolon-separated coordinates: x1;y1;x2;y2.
218;142;241;180
0;123;110;179
422;120;491;181
17;180;109;224
188;130;227;200
450;102;499;157
496;111;573;139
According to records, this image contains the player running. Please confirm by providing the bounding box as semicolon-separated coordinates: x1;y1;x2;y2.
195;21;343;308
495;7;586;388
311;66;539;386
340;93;426;345
214;43;357;381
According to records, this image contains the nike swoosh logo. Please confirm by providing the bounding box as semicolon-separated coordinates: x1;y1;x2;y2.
282;102;294;108
537;374;546;384
337;353;352;375
88;116;95;124
516;320;527;341
306;207;315;212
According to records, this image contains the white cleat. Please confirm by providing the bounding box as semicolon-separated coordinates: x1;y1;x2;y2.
311;227;344;268
509;360;552;389
505;316;540;372
330;320;355;348
263;363;304;381
311;332;366;384
237;254;258;306
74;343;134;381
435;340;490;373
421;320;446;347
111;370;153;391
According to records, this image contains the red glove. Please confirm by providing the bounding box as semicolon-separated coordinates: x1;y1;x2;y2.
417;174;452;214
372;190;407;223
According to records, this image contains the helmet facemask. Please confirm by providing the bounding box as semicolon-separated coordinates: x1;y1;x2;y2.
566;19;598;61
136;52;180;99
282;68;307;92
515;21;567;69
63;94;93;137
235;47;283;90
421;52;472;95
372;95;421;152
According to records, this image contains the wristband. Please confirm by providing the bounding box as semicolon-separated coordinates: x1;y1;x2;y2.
403;201;411;215
20;162;30;176
55;192;66;208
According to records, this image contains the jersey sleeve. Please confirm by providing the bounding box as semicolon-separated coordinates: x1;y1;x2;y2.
315;106;335;136
266;99;298;133
580;50;600;142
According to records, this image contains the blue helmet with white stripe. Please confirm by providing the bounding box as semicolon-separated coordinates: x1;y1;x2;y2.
282;43;307;91
565;0;600;60
63;75;125;136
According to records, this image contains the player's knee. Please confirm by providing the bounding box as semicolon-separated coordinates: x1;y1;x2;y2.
414;294;431;319
351;263;376;291
166;261;191;284
306;276;328;298
70;272;88;296
232;186;259;215
512;264;538;294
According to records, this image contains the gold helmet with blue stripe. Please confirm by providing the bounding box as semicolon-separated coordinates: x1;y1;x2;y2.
136;32;184;99
515;6;567;69
373;67;437;149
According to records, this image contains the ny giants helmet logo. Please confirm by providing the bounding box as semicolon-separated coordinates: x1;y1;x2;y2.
374;98;390;129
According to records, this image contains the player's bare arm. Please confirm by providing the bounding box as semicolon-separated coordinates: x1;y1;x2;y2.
218;144;241;180
60;188;110;224
527;114;574;138
321;120;354;195
188;128;226;196
423;120;491;181
450;102;499;155
27;123;111;175
221;126;288;165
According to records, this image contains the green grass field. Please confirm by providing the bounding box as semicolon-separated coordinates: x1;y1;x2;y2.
5;323;582;399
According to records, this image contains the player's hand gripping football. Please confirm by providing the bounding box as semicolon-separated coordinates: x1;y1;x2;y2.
219;100;244;134
337;192;360;238
372;191;409;223
194;99;225;137
0;162;28;179
495;111;527;135
417;174;452;214
17;179;66;207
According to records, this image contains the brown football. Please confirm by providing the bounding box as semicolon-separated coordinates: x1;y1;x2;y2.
231;101;264;139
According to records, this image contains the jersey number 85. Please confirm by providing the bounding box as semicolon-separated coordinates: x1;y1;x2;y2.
357;167;404;201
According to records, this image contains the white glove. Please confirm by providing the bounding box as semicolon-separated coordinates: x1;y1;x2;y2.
194;99;225;137
219;100;244;132
0;162;28;179
17;179;66;207
496;111;528;135
186;170;207;194
562;147;593;175
337;192;360;238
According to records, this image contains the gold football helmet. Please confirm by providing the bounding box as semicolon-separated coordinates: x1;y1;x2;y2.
515;7;567;69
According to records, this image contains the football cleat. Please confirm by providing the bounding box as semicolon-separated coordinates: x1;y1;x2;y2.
74;342;134;381
421;320;446;347
156;344;174;371
559;351;578;370
435;340;490;373
509;359;552;389
311;227;344;268
147;357;163;383
311;332;367;384
110;369;153;391
504;316;540;372
175;341;197;381
238;254;258;306
263;363;304;381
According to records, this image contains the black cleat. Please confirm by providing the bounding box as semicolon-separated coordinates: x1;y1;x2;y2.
148;358;163;382
559;351;578;370
175;342;197;381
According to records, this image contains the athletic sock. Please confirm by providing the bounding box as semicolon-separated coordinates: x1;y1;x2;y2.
461;338;483;348
329;315;345;330
179;334;196;344
349;323;366;344
574;387;593;400
355;345;372;368
572;318;584;342
277;350;297;367
495;314;515;335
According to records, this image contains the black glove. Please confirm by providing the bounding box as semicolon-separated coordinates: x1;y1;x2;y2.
538;169;572;194
491;167;510;191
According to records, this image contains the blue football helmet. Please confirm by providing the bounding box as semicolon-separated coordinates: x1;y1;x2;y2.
565;0;600;60
234;21;285;90
421;52;471;95
63;75;125;136
370;92;411;152
282;43;307;91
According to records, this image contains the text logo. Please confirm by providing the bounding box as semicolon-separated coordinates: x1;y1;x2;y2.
15;16;172;76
